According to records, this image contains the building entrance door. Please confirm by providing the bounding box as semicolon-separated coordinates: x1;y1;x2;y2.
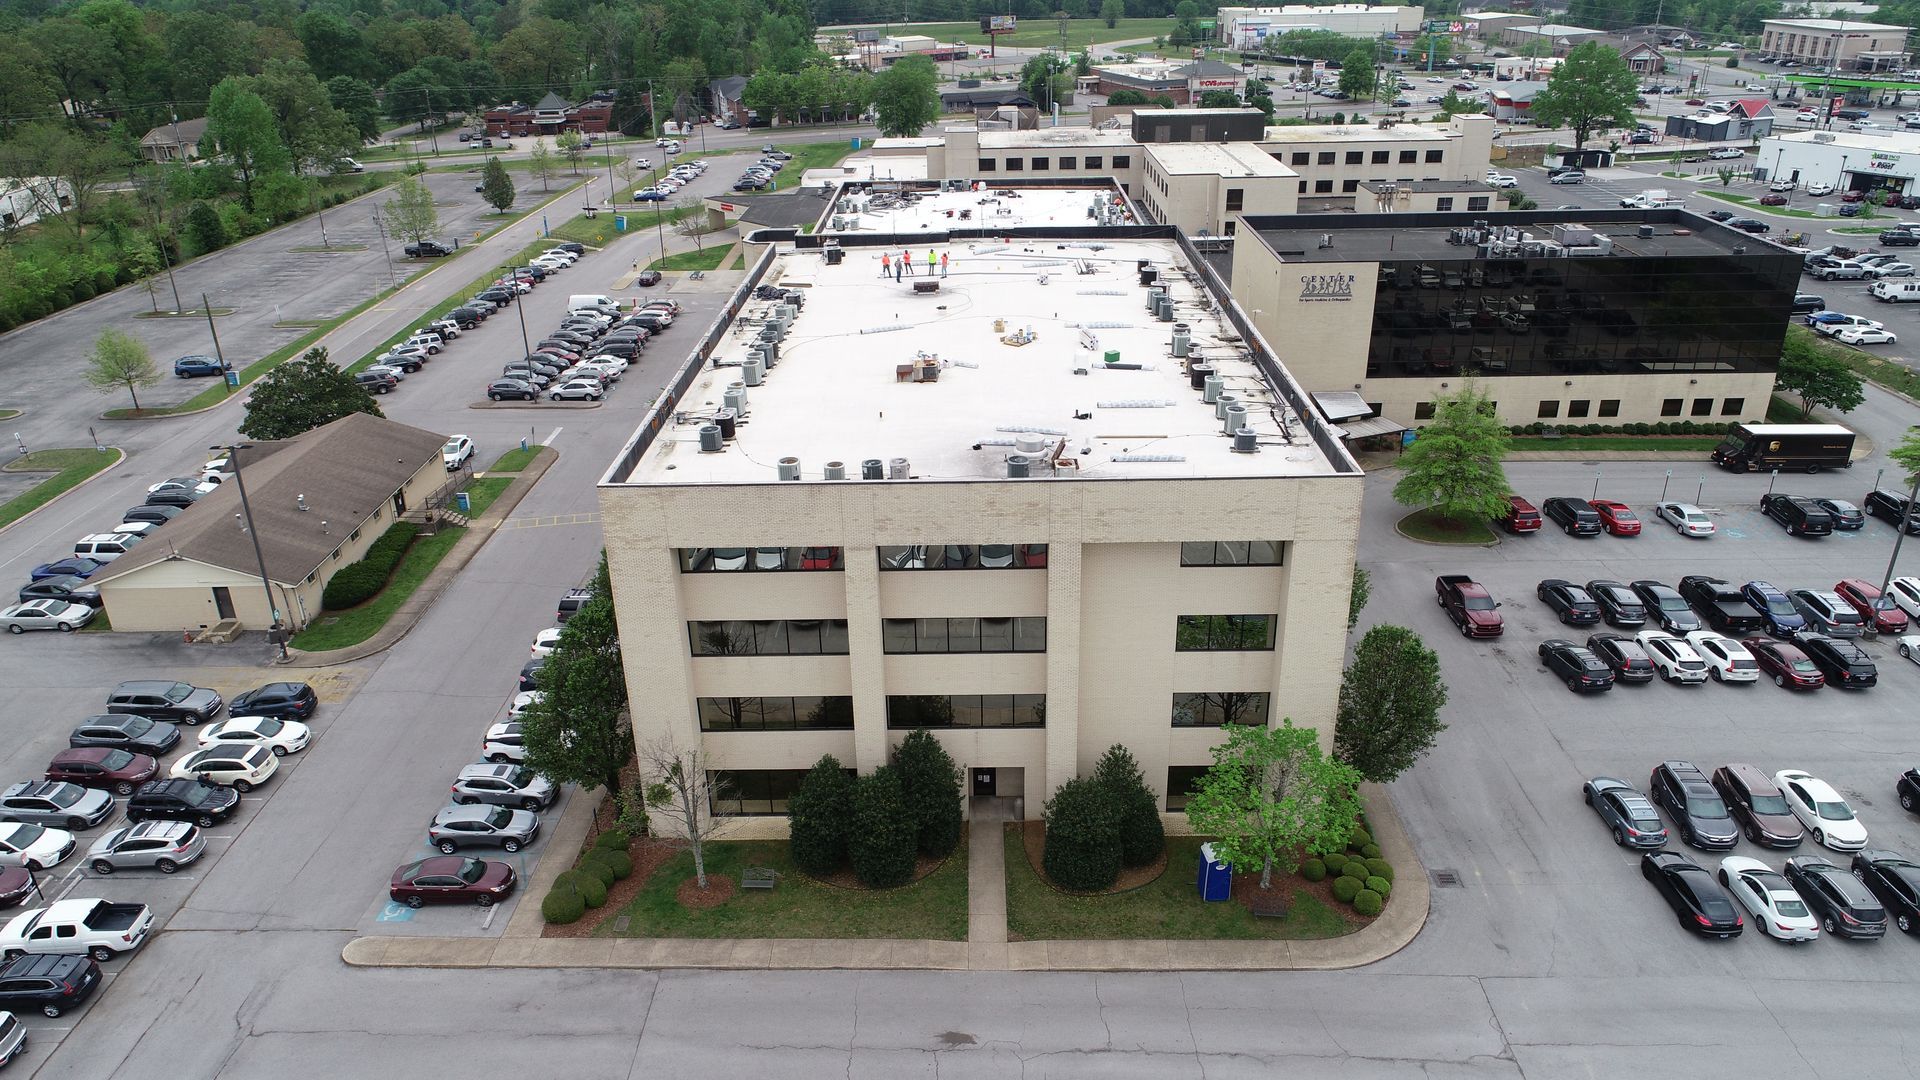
212;587;235;620
971;768;996;797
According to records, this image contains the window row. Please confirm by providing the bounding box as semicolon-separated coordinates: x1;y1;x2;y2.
1174;614;1278;651
1171;691;1271;728
878;544;1047;570
1659;397;1747;418
697;696;854;732
689;620;851;655
1305;177;1453;196
1166;766;1208;811
1433;196;1494;212
1179;541;1285;567
678;547;843;572
886;694;1046;729
974;155;1131;172
708;768;830;815
1284;149;1444;166
882;617;1047;654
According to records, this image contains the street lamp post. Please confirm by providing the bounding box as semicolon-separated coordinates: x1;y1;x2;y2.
213;443;289;661
201;293;230;395
371;207;398;288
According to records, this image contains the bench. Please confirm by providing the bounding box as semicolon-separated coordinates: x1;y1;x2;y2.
741;867;779;891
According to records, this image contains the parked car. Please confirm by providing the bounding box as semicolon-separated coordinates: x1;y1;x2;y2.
1717;856;1819;942
450;763;555;810
1838;325;1901;345
1531;579;1598;625
107;681;222;725
1793;633;1877;687
1850;850;1920;935
1541;497;1602;535
403;240;452;257
1584;776;1668;848
1741;580;1808;637
1538;639;1615;693
27;559;103;583
428;804;538;854
1586;499;1640;536
1866;487;1920;531
197;716;309;757
0;953;100;1017
1776;769;1870;850
67;714;177;756
0;822;72;871
354;371;397;395
1743;636;1825;689
0;600;95;634
549;379;604;401
172;355;231;378
1712;763;1807;847
1889;576;1920;620
1636;630;1709;684
1651;760;1740;850
124;778;238;829
1630;581;1702;633
1585;633;1656;682
227;682;317;720
635;269;663;286
1834;578;1909;635
1811;498;1866;530
487;378;540;402
1584;579;1647;627
1641;851;1743;938
389;855;517;908
86;820;203;875
1790;589;1866;637
482;721;526;763
1760;493;1834;536
168;745;276;792
1785;856;1886;938
17;577;99;608
0;782;113;831
1684;631;1760;683
44;748;155;797
1678;576;1764;634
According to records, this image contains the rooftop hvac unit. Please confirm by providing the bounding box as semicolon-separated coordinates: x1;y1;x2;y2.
1007;455;1031;478
1550;224;1595;247
1189;362;1213;390
888;457;910;479
715;409;737;440
824;461;847;480
726;381;747;409
1232;429;1259;453
741;355;764;386
1222;404;1247;434
1638;224;1655;239
1215;393;1239;420
777;457;801;481
1203;374;1223;403
699;424;723;452
862;458;884;479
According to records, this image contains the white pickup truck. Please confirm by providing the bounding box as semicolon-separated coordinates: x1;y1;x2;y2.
1619;189;1686;209
0;899;154;963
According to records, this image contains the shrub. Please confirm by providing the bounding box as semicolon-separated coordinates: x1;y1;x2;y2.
541;886;585;924
893;730;962;858
1302;858;1326;882
1043;775;1122;891
594;827;631;851
321;522;420;610
1365;875;1392;898
1365;858;1392;880
1332;875;1362;903
555;869;606;908
1348;828;1373;850
1092;744;1164;867
1361;842;1382;860
575;858;616;888
1353;888;1383;916
1342;859;1370;881
1324;852;1350;872
788;754;856;875
587;849;633;880
849;765;918;887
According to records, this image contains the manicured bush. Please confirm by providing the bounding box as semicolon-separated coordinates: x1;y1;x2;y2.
1353;888;1383;916
848;765;918;888
1340;859;1368;881
1302;858;1326;882
555;869;606;908
1332;875;1362;903
321;522;421;610
541;886;585;924
587;849;633;880
1348;828;1373;850
788;754;856;876
1361;842;1382;860
1043;775;1122;891
575;858;616;889
1365;858;1393;880
1324;852;1350;872
893;730;963;858
1365;875;1392;898
1092;744;1164;867
594;827;631;851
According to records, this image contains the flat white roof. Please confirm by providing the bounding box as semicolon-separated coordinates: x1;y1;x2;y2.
977;128;1140;149
823;185;1135;234
627;239;1338;484
1764;17;1907;31
1259;123;1456;144
1145;142;1295;176
1766;128;1920;153
806;156;930;186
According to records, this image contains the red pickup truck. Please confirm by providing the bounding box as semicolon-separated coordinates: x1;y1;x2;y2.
1437;575;1504;637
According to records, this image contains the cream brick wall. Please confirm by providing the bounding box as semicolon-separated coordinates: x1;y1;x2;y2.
599;472;1361;832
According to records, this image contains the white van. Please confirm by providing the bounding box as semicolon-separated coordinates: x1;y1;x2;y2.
73;533;143;562
568;294;619;313
1871;278;1920;302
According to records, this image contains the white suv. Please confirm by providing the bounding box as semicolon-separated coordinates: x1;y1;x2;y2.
1635;630;1709;684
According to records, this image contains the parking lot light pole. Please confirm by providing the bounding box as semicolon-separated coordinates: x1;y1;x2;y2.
1661;469;1672;501
213;443;289;661
1876;469;1920;604
512;275;531;357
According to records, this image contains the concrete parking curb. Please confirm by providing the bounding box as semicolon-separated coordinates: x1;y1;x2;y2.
0;448;126;540
340;783;1427;972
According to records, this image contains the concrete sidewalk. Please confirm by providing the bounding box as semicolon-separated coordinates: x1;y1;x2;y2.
341;781;1428;972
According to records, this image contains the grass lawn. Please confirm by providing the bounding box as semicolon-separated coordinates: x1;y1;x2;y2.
1768;395;1807;424
0;449;120;531
598;838;968;940
729;253;746;269
288;526;464;652
1509;435;1721;452
488;446;539;472
1785;324;1920;401
647;246;730;272
1005;832;1351;941
460;477;512;517
1697;188;1878;220
1397;506;1498;544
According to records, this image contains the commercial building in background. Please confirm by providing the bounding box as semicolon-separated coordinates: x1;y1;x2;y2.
482;91;614;138
1758;127;1920;196
1760;18;1911;71
1495;22;1607;54
1228;209;1797;429
0;177;75;228
1089;59;1249;106
598;228;1362;831
1218;4;1427;47
136;116;208;164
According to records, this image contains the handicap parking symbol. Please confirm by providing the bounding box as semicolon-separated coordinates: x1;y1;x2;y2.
377;902;416;922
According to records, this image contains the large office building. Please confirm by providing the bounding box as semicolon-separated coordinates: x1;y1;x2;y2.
1218;5;1426;47
1229;209;1799;428
598;227;1362;831
1759;18;1911;71
1758;127;1920;197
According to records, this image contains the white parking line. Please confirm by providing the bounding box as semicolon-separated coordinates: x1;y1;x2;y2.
540;426;563;446
51;868;84;902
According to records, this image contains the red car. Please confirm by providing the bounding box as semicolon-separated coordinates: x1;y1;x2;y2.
1841;190;1868;203
1742;636;1825;689
389;856;517;908
534;346;580;362
1589;499;1642;536
1501;495;1542;534
0;866;33;909
44;748;157;796
1834;578;1910;635
1760;194;1789;206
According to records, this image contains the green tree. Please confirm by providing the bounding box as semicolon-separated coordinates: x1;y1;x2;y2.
248;59;358;174
327;76;385;142
519;553;631;799
1528;41;1639;150
1391;380;1513;525
1716;166;1737;187
1334;625;1448;783
126;237;165;314
1347;565;1371;631
1413;32;1452;68
1438;89;1482;116
1775;329;1865;419
1198;89;1241;108
82;328;161;412
480;156;516;213
205;78;291;212
848;765;918;887
893;729;962;858
1185;719;1364;889
0;124;125;251
527;141;557;192
1092;744;1164;867
1890;427;1920;484
184;200;228;254
787;754;855;875
238;347;383;440
555;130;587;174
1105;89;1151;107
1043;775;1122;890
871;54;939;138
383;176;440;244
1337;48;1376;101
1101;0;1124;28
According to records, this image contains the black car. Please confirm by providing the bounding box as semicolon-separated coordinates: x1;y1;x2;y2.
552;242;584;255
0;953;101;1017
446;309;482;329
1864;488;1920;531
19;576;101;607
1901;767;1920;813
519;656;547;692
1650;760;1739;851
1760;493;1833;536
1727;218;1770;233
354;371;397;395
1536;579;1601;625
1794;633;1877;687
1586;633;1656;683
68;714;180;756
143;486;203;510
107;680;222;724
228;682;317;720
1792;293;1826;314
1641;851;1743;938
1585;579;1647;627
1785;856;1886;938
1704;209;1735;222
592;340;641;359
1584;776;1668;847
1813;498;1865;529
1541;497;1602;536
1881;230;1920;246
1538;639;1614;693
475;288;516;306
1677;575;1765;634
487;378;539;402
1852;850;1920;934
120;505;183;528
125;778;240;828
1630;580;1703;634
404;240;452;257
545;331;595;348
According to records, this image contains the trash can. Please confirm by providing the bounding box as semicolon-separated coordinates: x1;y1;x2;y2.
455;491;471;512
1196;843;1232;902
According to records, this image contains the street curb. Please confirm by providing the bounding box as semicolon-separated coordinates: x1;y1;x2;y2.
338;785;1429;973
282;448;557;667
1393;512;1501;548
0;448;126;540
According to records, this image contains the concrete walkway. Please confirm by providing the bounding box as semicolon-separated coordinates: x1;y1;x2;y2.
966;812;1009;970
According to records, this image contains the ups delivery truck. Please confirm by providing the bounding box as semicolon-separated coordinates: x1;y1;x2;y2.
1711;423;1856;473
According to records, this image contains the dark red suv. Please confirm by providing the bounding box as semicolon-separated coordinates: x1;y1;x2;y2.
1834;578;1910;636
44;747;157;796
1500;495;1542;534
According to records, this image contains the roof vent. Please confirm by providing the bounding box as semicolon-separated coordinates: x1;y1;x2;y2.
862;458;885;479
777;457;801;481
699;425;723;452
1015;434;1048;455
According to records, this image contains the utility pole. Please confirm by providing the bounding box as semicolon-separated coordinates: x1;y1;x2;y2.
371;206;398;288
201;293;230;395
214;443;290;661
1877;468;1920;610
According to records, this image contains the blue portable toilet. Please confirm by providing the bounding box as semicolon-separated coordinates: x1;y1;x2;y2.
1196;842;1232;902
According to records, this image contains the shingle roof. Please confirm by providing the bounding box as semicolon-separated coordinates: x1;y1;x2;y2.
534;92;570;112
94;412;446;588
139;117;208;148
